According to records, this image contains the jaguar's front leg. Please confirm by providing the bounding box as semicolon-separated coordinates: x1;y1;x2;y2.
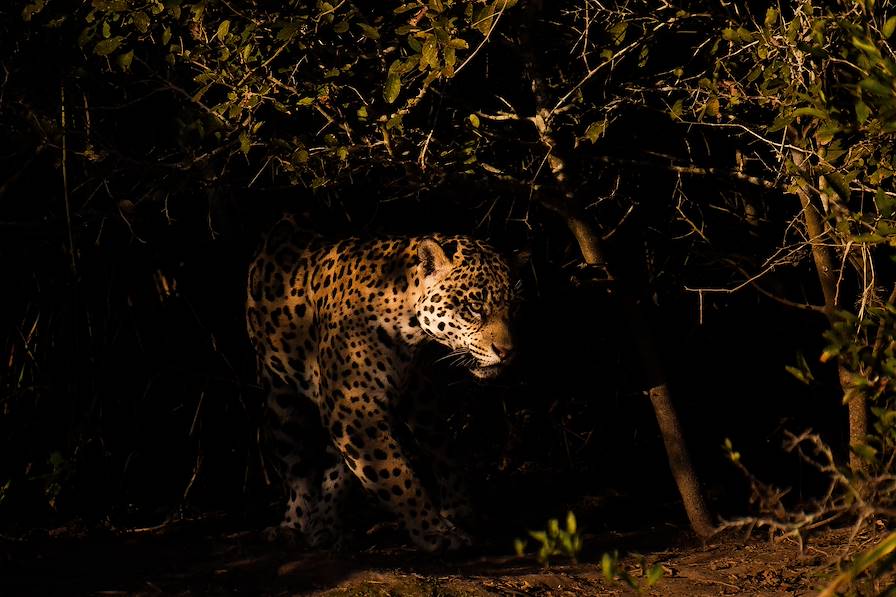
409;402;474;525
403;371;474;524
322;395;470;552
262;369;328;545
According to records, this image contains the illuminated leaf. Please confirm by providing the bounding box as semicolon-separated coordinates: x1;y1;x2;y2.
357;23;380;40
116;49;133;71
856;100;871;124
216;20;230;41
584;121;605;142
885;16;896;38
94;36;123;56
422;36;438;68
384;73;401;104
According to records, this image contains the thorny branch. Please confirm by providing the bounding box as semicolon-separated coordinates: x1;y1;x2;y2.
720;431;896;555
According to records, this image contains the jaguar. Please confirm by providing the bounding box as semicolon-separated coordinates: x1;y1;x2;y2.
246;217;516;551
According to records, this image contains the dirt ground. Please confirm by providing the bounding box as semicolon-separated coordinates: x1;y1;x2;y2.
1;515;886;596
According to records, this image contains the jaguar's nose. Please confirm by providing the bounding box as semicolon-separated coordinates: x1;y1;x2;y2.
491;343;514;362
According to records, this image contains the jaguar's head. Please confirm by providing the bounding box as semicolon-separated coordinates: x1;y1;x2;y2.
414;237;517;380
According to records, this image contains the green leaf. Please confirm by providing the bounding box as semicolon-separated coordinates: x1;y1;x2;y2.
792;107;828;120
823;171;851;202
513;538;526;556
609;21;627;46
876;188;896;217
468;113;480;128
239;131;251;156
646;564;664;586
216;19;230;41
638;44;649;67
385;113;403;130
669;99;683;120
856;100;871;124
860;78;892;96
422;36;439;68
885;16;896;39
815;124;839;145
547;518;559;537
851;442;878;462
116;49;134;71
601;552;615;580
566;511;577;534
384;74;401;104
472;5;494;35
853;36;880;56
584;121;605;142
191;83;212;103
357;23;380;40
559;534;573;555
444;46;456;68
94;36;123;56
767;113;793;133
132;11;150;33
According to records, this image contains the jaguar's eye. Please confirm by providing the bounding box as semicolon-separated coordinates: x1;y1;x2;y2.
465;303;485;319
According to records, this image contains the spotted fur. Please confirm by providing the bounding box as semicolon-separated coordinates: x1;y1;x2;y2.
246;217;515;551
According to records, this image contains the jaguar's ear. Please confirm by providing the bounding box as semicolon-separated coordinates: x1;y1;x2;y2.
417;238;451;278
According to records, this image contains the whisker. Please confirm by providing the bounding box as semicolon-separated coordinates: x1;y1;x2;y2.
434;349;467;364
451;355;470;367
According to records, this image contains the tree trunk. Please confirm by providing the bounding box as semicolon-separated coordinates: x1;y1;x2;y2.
791;149;867;473
565;212;716;538
520;1;714;537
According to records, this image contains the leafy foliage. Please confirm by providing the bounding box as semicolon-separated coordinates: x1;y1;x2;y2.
600;550;664;594
514;511;583;566
28;0;519;192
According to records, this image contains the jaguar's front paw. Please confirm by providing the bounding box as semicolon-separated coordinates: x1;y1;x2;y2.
418;517;473;553
306;523;352;552
439;501;474;525
263;523;301;546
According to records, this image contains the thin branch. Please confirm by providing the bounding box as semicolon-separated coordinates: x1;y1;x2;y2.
454;0;510;76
